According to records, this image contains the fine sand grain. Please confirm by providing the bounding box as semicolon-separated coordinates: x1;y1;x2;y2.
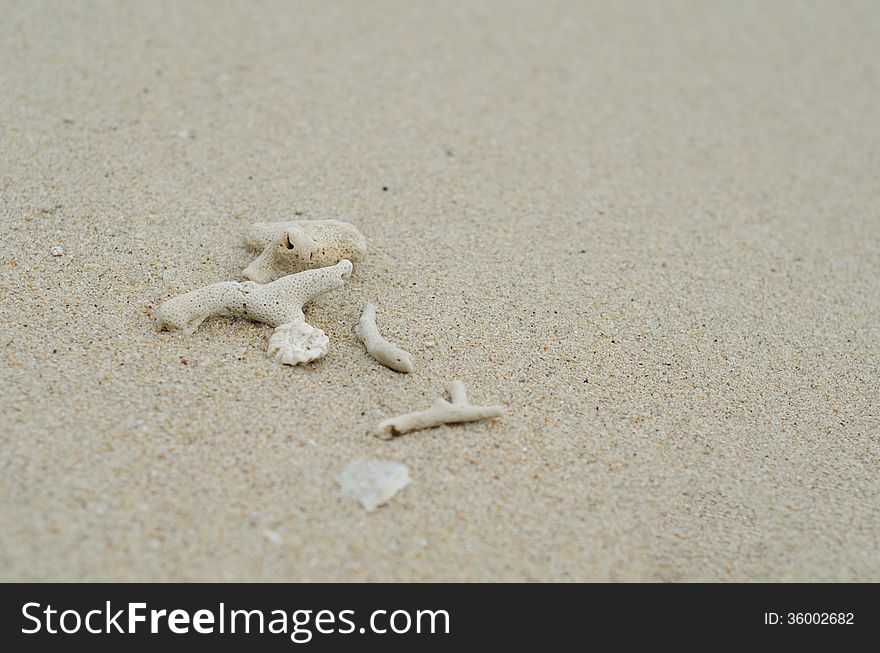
1;0;878;581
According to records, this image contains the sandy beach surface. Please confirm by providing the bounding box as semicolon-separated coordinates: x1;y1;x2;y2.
1;1;878;581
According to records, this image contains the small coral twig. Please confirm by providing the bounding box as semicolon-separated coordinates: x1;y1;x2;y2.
355;302;413;373
372;380;504;439
156;260;352;335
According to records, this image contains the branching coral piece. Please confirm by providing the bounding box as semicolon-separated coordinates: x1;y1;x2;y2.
372;380;504;439
156;259;352;335
268;322;329;365
355;302;413;373
243;220;367;283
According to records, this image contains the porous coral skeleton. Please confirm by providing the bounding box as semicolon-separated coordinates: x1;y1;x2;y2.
156;259;352;365
242;219;367;283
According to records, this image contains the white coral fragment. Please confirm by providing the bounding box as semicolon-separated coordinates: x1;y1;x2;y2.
355;302;413;373
242;219;367;283
156;259;352;335
337;459;411;512
268;321;329;366
372;380;504;440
